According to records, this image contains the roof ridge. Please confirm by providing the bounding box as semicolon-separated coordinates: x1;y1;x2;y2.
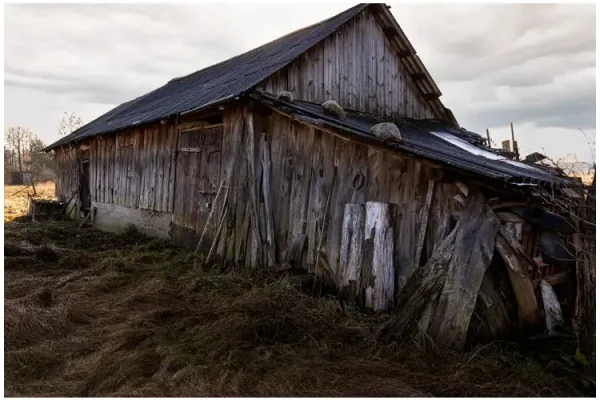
167;4;367;84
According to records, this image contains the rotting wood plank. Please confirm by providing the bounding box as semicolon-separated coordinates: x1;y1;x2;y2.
363;201;395;312
378;223;459;344
98;138;104;204
337;203;365;299
228;110;249;263
306;130;324;266
149;128;160;211
429;191;499;350
326;138;352;276
495;233;540;330
195;181;227;254
414;180;434;270
478;269;511;339
308;130;336;268
387;153;405;283
156;127;166;212
168;125;178;213
139;128;149;209
246;111;262;267
276;118;294;262
540;280;564;334
288;125;314;260
260;131;276;266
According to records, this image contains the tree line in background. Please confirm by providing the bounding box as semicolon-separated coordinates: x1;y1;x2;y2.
4;112;83;185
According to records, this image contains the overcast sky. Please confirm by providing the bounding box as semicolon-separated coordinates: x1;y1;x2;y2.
4;3;596;162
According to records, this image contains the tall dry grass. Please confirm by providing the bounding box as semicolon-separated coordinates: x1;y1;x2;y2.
4;220;594;397
4;181;56;222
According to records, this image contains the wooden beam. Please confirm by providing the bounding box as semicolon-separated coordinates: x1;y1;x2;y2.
382;26;399;37
245;111;262;268
495;234;540;330
396;49;414;58
411;73;427;81
260;132;276;266
429;191;499;350
532;270;570;288
423;93;440;101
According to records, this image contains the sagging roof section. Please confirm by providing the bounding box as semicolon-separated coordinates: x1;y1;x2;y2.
252;92;570;188
46;3;454;151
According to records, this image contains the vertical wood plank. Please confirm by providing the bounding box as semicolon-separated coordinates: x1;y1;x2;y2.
288;124;314;257
276;117;293;262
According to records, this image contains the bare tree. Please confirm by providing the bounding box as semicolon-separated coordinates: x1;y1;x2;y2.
535;164;596;361
27;136;55;182
57;111;83;137
533;132;595;361
4;126;32;173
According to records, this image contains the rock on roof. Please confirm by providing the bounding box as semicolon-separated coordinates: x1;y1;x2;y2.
252;92;571;187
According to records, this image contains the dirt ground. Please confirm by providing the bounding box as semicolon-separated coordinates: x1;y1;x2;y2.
3;186;595;397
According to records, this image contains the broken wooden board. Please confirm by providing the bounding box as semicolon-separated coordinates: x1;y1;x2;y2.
363;202;395;312
428;191;499;350
495;234;540;330
337;203;365;299
478;270;511;339
540;280;564;335
378;224;459;344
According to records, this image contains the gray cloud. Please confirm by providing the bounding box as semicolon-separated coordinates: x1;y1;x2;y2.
394;3;596;135
4;3;595;161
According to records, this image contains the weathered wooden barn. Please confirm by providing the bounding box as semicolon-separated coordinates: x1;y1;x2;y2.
47;4;589;350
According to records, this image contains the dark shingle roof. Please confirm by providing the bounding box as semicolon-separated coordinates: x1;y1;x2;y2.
45;4;368;150
253;92;570;187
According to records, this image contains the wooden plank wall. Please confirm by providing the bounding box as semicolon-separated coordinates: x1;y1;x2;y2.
87;124;177;213
54;146;79;201
256;8;435;119
173;125;223;233
217;106;459;281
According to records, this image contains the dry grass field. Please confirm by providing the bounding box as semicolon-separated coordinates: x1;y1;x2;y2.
3;184;594;397
4;181;56;222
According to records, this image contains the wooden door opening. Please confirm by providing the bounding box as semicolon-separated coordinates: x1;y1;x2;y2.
172;124;223;249
79;150;91;212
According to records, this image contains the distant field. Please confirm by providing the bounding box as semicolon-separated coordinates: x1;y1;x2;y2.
4;181;56;222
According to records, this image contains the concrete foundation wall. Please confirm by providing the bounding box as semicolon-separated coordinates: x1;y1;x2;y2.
91;201;173;239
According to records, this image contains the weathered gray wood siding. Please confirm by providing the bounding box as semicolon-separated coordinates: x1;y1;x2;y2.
173;124;223;234
211;105;459;280
256;8;436;119
54;146;79;201
87;124;178;213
